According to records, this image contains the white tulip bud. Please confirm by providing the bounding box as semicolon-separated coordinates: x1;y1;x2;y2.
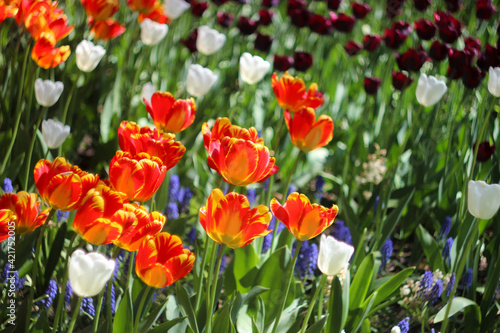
34;79;64;107
68;250;115;298
186;64;218;97
196;26;226;55
140;19;168;46
164;0;190;19
468;180;500;220
317;234;354;276
42;119;70;149
415;73;447;107
239;52;271;85
75;40;106;72
391;327;401;333
488;67;500;97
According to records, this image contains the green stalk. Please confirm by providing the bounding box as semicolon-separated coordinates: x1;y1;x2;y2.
194;239;211;311
67;297;83;333
300;274;328;333
105;247;121;332
271;240;302;333
134;286;152;333
92;289;106;333
205;241;218;333
206;244;225;333
22;107;45;190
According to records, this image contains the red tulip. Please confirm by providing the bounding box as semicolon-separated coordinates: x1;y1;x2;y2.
345;40;363;56
352;2;371;19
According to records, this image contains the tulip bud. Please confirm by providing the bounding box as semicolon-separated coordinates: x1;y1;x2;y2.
42;119;70;149
239;53;270;85
186;64;218;97
68;250;115;297
415;73;447;107
317;234;354;276
75;40;106;72
468;180;500;220
196;25;226;55
140;19;168;46
488;67;500;97
34;79;64;107
164;0;190;19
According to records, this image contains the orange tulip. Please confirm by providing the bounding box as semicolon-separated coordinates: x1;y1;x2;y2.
24;1;73;41
0;0;18;24
0;192;50;235
118;121;186;170
202;117;263;152
135;232;195;288
272;72;324;113
90;18;126;40
137;1;169;24
144;91;196;133
0;210;15;243
31;33;71;69
114;205;165;251
285;108;334;152
127;0;156;13
207;137;278;187
34;157;99;211
199;189;272;248
270;192;339;241
81;0;119;21
109;151;167;202
73;184;126;245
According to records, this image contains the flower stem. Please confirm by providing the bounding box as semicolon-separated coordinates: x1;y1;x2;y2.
134;286;152;333
300;274;328;333
92;289;105;333
67;297;83;333
271;240;302;333
195;238;211;311
206;244;225;333
22;107;45;190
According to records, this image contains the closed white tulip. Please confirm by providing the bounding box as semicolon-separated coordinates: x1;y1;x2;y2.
186;64;218;97
468;180;500;220
488;67;500;97
239;52;271;85
75;40;106;72
317;234;354;276
42;119;70;149
141;82;157;104
415;73;447;107
196;26;226;55
68;250;115;298
140;19;168;46
34;79;64;107
164;0;190;19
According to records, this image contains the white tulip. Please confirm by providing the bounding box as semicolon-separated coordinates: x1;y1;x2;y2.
415;73;447;107
239;52;271;85
42;119;70;149
186;64;218;97
164;0;190;19
140;19;168;46
196;26;226;55
75;40;106;72
141;82;157;104
488;67;500;97
468;180;500;220
391;327;401;333
317;234;354;276
68;250;115;298
34;79;64;107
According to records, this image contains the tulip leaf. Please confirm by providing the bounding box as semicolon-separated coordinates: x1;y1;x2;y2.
176;283;199;333
31;311;50;333
349;253;375;310
213;302;231;333
147;317;187;333
434;297;480;324
363;267;415;311
114;291;134;333
378;189;415;250
43;223;67;285
326;272;350;333
139;297;169;333
416;225;445;272
233;245;260;292
305;316;327;333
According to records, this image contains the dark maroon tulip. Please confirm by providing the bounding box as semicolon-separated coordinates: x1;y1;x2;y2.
255;32;273;52
462;66;485;89
364;76;382;95
444;0;461;12
288;0;307;11
345;40;363;56
294;51;313;71
386;0;406;18
327;0;341;11
309;14;333;34
262;0;280;7
363;34;382;51
181;29;198;53
273;55;294;71
333;13;356;33
391;20;413;37
414;19;436;40
290;8;310;28
434;11;462;44
429;40;449;61
396;48;428;72
476;0;497;20
447;66;463;80
237;16;258;35
392;71;414;90
474;141;495;162
464;37;482;56
217;12;234;28
352;2;371;19
477;44;500;70
413;0;431;11
383;29;407;49
258;9;274;26
448;48;473;69
191;1;209;17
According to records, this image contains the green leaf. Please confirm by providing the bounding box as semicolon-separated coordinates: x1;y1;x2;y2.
139;297;169;333
434;297;480;323
213;302;231;333
43;223;67;284
31;311;50;333
176;283;199;333
305;316;327;333
363;267;415;311
147;317;187;333
350;253;375;310
326;275;346;333
378;190;415;250
416;225;445;272
233;246;260;292
100;93;115;144
114;291;134;333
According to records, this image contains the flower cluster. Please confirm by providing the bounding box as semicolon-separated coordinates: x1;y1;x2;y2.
400;269;454;308
355;144;387;186
81;0;125;40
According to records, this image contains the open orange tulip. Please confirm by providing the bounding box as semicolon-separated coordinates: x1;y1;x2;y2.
138;1;170;24
271;192;339;241
199;189;272;248
202;117;263;152
0;210;15;243
31;33;71;69
109;151;167;202
207;137;278;187
0;2;17;24
0;192;50;236
81;0;120;21
144;91;196;133
34;157;99;211
127;0;156;13
118;121;185;170
272;72;324;113
285;108;334;152
135;232;195;288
